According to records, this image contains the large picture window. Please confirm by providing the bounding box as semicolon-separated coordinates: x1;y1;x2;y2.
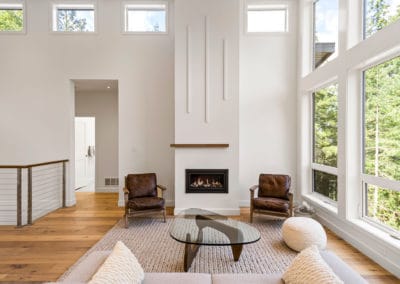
363;56;400;232
0;2;24;32
312;0;338;69
312;83;338;201
364;0;400;39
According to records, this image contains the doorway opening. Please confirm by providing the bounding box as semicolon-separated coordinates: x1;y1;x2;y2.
75;117;95;191
73;79;119;193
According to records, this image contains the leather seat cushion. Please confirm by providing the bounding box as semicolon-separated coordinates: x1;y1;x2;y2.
128;197;165;211
259;174;291;199
253;197;289;212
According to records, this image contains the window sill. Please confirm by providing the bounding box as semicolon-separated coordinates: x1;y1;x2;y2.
349;218;400;249
122;31;168;35
303;193;400;250
302;193;338;214
50;31;98;35
0;30;26;35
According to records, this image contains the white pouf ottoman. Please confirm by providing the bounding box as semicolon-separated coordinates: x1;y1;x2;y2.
282;217;327;252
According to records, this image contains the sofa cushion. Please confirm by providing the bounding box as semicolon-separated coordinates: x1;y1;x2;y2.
212;273;283;284
283;246;343;284
89;241;144;284
144;273;211;284
253;197;289;212
258;174;290;199
128;197;165;210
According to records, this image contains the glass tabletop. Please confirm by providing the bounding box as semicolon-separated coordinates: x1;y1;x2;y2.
169;208;261;246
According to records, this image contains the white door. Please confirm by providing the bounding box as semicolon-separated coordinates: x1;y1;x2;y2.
75;117;95;190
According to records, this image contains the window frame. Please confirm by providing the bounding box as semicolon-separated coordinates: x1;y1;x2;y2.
310;81;339;205
360;55;400;234
312;0;339;70
0;0;26;34
362;0;400;40
50;1;97;34
244;1;289;35
122;1;168;35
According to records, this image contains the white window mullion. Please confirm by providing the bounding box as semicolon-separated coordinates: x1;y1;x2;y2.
312;163;338;176
361;174;400;193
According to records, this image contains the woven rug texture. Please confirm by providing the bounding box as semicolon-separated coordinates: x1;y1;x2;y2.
59;217;297;280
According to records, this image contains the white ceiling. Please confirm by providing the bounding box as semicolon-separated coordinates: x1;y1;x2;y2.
74;79;118;93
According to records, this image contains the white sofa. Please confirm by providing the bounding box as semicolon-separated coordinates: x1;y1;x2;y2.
58;250;367;284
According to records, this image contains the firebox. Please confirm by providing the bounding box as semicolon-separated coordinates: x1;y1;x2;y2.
186;169;228;193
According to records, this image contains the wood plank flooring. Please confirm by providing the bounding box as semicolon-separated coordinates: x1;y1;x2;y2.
0;192;398;283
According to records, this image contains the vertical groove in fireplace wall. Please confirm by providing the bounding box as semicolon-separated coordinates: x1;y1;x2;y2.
186;169;228;193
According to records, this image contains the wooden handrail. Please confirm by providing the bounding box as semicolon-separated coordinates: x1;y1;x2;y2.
170;144;229;148
0;159;69;169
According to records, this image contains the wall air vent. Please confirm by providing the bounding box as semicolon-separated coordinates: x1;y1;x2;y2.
105;178;119;186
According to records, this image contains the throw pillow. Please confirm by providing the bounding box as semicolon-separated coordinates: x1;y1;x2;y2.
282;245;343;284
88;241;145;284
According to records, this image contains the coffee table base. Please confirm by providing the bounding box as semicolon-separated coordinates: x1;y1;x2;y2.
183;232;243;272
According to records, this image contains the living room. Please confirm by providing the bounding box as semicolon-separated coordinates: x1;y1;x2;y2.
0;0;399;283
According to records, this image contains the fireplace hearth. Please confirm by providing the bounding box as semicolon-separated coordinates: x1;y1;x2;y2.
186;169;228;193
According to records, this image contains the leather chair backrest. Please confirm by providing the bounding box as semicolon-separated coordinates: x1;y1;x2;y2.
126;173;157;198
258;174;290;200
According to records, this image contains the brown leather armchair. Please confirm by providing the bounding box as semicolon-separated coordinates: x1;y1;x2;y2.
249;174;293;223
123;173;166;228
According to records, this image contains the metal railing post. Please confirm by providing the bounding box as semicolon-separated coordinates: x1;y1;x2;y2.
16;168;22;227
62;161;66;208
28;167;32;225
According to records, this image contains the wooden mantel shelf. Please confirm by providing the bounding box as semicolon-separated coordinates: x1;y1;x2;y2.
170;144;229;148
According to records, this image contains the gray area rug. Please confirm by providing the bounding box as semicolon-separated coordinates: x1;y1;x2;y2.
59;217;297;280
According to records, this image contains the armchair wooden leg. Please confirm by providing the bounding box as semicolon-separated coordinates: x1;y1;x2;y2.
250;208;253;223
124;214;128;228
163;209;166;223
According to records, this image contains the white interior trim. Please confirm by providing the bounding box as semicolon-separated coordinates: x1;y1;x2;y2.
204;15;209;123
186;25;191;113
361;174;400;192
311;163;338;176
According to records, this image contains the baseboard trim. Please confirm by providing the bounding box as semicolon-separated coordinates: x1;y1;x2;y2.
173;207;240;216
66;198;76;207
239;200;250;207
314;207;400;278
96;187;119;193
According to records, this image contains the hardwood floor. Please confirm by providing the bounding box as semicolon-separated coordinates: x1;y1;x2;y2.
0;192;398;283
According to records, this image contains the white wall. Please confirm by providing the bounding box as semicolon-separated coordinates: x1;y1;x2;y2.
0;0;175;206
239;0;298;206
174;0;240;215
75;90;118;192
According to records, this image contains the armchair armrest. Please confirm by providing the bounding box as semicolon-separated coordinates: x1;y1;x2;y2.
157;184;167;198
123;187;129;195
157;184;167;191
249;185;259;192
249;185;258;199
123;188;129;212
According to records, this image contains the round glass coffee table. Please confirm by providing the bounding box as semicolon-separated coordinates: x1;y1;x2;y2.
169;208;261;272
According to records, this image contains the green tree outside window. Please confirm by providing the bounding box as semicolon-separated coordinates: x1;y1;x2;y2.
0;9;23;32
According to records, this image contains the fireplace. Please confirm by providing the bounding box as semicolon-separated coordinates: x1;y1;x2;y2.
186;169;228;193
